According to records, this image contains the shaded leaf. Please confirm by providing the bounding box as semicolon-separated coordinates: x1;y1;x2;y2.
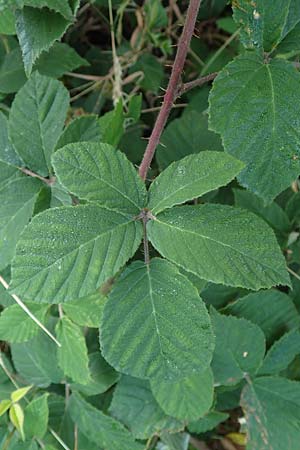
188;411;229;434
24;394;49;439
56;115;101;150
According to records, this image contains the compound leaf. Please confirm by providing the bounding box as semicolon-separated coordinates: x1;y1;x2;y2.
209;53;300;202
11;205;143;302
100;258;214;381
148;204;289;290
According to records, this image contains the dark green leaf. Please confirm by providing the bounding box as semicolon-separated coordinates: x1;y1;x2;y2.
56;115;102;150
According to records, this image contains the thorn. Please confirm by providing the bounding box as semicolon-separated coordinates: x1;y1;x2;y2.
159;142;166;148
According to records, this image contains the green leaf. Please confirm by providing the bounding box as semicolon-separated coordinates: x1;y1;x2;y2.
147;204;289;290
24;394;49;439
0;399;12;416
150;368;214;421
56;317;91;385
63;291;106;328
11;328;63;387
50;180;71;208
275;22;300;58
99;101;125;147
69;392;144;450
0;111;23;167
156;111;223;170
258;329;300;376
241;376;300;450
209;53;300;202
109;375;183;439
100;258;214;381
71;352;119;396
149;151;244;214
188;411;229;434
11;204;143;302
52;143;147;214
9;72;69;176
223;290;300;345
211;308;265;386
11;386;32;403
0;177;42;270
24;0;74;20
56;115;102;150
0;9;16;35
0;303;48;343
9;403;25;441
16;7;72;76
0;162;21;191
0;48;27;94
130;54;164;93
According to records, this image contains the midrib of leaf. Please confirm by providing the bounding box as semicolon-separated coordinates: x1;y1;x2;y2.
33;79;49;173
56;150;142;211
153;217;283;277
254;382;300;408
12;213;136;290
266;64;276;134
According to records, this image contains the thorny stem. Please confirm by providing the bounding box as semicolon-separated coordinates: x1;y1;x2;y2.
138;0;203;180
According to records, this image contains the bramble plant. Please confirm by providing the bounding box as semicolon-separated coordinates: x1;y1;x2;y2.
0;0;300;449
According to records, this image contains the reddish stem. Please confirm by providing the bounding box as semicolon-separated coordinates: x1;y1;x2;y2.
138;0;202;180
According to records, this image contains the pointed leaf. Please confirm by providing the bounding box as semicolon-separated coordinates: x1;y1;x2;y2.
62;292;106;328
24;394;49;439
11;204;143;302
9;72;69;176
0;177;42;270
0;399;12;416
148;204;289;290
52;143;146;214
149;151;244;214
211;309;265;386
151;368;214;421
0;303;48;343
209;53;300;202
0;48;27;94
16;7;72;76
69;392;144;450
56;317;91;385
11;386;32;403
55;115;101;150
101;258;214;380
9;403;25;441
188;411;229;434
24;0;74;20
241;376;300;450
109;375;183;439
258;329;300;376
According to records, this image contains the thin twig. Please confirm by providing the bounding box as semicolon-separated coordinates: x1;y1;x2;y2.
0;275;61;347
20;168;56;186
141;103;187;114
288;267;300;281
178;71;218;96
138;0;203;180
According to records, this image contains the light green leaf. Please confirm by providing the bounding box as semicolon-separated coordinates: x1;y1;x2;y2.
9;72;69;176
151;368;214;421
11;386;32;403
71;352;119;396
211;308;265;386
11;328;63;387
10;403;25;441
258;329;300;376
209;53;300;202
15;7;72;76
109;375;183;439
149;151;244;214
35;42;89;78
63;291;106;328
0;399;12;416
56;115;101;150
0;48;27;93
0;112;23;167
241;376;300;450
24;394;49;439
52;143;146;214
223;290;300;345
101;258;214;380
11;204;143;302
50;180;71;208
0;177;42;270
188;411;229;434
56;317;91;385
0;162;21;190
148;204;289;290
0;303;48;342
156;111;223;170
69;392;144;450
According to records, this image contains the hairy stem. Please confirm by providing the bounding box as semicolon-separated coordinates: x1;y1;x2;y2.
138;0;202;180
179;71;218;95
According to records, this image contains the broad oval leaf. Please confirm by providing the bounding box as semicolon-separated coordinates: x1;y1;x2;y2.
150;368;214;421
10;205;143;303
9;72;69;176
52;142;146;214
148;204;290;290
148;151;244;214
100;258;214;381
209;53;300;202
69;392;144;450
